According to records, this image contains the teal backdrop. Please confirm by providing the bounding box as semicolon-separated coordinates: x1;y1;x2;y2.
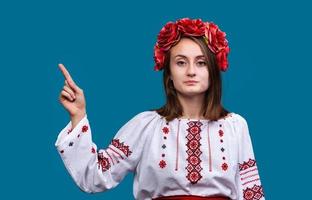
0;0;311;199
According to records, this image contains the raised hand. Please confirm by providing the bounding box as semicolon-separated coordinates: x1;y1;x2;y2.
58;64;86;127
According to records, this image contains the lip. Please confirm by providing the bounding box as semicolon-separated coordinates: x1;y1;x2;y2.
184;80;198;84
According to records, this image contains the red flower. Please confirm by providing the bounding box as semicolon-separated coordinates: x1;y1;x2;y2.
205;22;230;71
91;147;96;154
177;18;206;36
82;125;88;133
153;45;165;71
216;47;230;71
159;160;167;168
205;23;226;52
157;22;180;51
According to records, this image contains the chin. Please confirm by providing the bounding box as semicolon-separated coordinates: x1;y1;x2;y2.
179;90;205;97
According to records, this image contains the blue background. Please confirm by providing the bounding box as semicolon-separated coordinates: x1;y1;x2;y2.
0;0;310;199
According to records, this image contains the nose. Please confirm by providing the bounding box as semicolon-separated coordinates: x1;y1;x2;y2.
186;64;196;77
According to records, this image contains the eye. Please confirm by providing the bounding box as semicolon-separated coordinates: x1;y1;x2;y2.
197;61;207;67
177;61;186;66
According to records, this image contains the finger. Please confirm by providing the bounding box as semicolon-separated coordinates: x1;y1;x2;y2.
58;64;79;92
63;85;76;99
58;63;73;81
61;90;74;101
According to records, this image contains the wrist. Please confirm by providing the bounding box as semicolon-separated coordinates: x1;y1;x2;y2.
70;111;86;129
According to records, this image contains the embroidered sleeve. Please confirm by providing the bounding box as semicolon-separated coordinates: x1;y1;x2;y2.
55;111;156;193
235;115;265;200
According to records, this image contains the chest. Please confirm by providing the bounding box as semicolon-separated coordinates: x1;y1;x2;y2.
140;120;239;184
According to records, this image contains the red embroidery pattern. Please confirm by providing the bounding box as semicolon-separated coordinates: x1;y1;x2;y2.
239;158;257;171
243;184;264;200
222;163;228;171
111;139;132;157
207;122;212;172
219;129;224;137
82;125;88;133
97;152;111;172
91;147;96;154
162;127;169;134
186;121;203;184
159;160;167;168
239;158;261;195
159;122;169;169
218;124;228;171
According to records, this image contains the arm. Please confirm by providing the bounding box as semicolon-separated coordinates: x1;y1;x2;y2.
55;111;156;193
235;116;265;200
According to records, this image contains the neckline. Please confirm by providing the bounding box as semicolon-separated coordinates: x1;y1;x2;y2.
177;117;210;122
152;110;235;122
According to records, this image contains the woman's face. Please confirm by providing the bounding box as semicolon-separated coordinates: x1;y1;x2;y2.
169;37;209;97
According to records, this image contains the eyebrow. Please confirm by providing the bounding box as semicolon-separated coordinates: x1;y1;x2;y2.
174;54;205;59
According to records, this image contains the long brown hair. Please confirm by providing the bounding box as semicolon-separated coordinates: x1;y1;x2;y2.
151;36;230;122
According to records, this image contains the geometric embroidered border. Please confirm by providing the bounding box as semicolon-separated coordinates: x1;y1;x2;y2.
185;121;203;184
243;184;264;200
239;158;257;171
97;152;111;172
239;158;260;186
111;138;132;157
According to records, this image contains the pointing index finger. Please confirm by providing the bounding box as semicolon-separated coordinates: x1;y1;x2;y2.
58;63;78;91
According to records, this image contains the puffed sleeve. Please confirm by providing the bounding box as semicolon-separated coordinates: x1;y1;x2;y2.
235;115;265;200
55;111;158;193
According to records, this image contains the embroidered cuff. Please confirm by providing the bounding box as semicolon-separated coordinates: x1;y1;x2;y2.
55;114;88;152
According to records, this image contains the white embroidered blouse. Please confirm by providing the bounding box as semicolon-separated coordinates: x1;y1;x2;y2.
55;110;265;200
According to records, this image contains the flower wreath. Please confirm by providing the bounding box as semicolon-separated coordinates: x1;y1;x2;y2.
153;18;230;72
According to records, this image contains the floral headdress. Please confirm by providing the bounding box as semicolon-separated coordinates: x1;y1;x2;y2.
153;18;230;72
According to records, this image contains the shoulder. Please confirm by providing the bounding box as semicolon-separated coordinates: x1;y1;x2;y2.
227;112;252;142
131;110;160;120
225;112;249;133
230;112;248;125
126;110;161;125
114;111;161;138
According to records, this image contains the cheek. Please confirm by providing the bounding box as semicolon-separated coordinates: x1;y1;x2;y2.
201;73;210;88
171;74;185;90
171;70;184;82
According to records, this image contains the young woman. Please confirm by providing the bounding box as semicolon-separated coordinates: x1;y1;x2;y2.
56;18;265;200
